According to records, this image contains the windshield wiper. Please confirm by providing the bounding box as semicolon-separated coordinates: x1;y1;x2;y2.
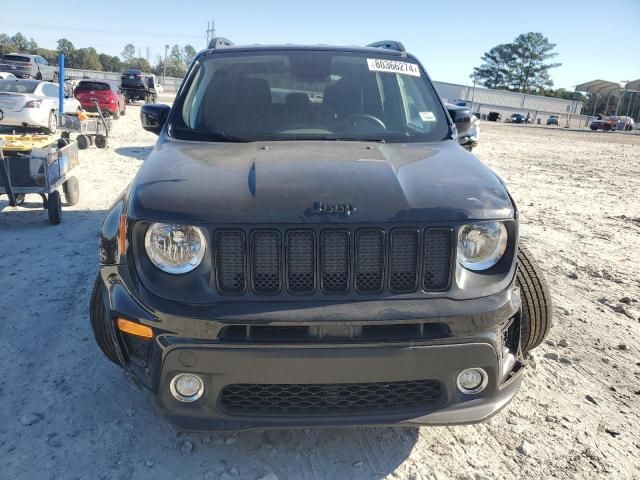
171;126;250;143
296;135;386;143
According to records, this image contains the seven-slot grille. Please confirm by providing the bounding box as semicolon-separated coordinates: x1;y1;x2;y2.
213;227;453;295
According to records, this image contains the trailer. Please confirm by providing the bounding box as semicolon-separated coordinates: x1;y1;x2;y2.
0;133;80;225
59;100;111;149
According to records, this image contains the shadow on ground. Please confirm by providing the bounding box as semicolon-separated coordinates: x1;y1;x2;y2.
0;205;418;480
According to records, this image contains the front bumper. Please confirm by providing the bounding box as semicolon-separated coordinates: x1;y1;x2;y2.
98;269;524;431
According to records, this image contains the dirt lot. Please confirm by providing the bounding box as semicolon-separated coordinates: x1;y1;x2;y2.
1;112;639;480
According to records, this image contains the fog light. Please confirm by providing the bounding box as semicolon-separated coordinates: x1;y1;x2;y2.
170;373;204;402
456;368;488;394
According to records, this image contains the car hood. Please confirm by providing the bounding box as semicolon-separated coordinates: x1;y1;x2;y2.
128;138;514;224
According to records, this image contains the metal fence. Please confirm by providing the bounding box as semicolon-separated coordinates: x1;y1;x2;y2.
64;68;184;93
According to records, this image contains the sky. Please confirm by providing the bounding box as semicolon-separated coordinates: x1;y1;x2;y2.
1;0;638;89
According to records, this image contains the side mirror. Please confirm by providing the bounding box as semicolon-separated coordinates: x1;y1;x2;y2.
141;104;170;135
447;107;472;134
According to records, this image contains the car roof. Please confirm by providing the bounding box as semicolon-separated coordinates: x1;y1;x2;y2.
197;44;408;59
78;78;116;84
0;78;41;84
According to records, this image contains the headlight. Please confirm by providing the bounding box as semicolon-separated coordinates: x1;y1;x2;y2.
457;222;508;271
144;223;207;274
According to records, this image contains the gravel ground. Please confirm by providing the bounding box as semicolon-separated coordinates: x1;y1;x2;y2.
1;112;639;480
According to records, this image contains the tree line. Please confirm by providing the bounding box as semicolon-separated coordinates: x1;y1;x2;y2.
473;32;586;102
0;32;196;78
473;33;640;115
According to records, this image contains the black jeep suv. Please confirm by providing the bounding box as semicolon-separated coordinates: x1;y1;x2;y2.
91;39;551;431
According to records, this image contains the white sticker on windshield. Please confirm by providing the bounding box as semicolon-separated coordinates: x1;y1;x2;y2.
367;58;420;77
419;111;436;122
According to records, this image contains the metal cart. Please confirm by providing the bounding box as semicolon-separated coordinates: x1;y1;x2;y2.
59;100;111;150
0;134;80;225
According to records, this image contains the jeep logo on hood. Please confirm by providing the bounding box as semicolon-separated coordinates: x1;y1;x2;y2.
309;201;356;217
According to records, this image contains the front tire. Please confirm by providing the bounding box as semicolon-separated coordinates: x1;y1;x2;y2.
45;110;57;134
76;134;89;150
516;244;552;352
90;275;122;365
47;190;62;225
62;176;80;206
94;134;108;149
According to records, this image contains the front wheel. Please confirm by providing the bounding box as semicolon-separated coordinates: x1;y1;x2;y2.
47;190;62;225
45;110;57;134
94;134;108;149
516;244;552;352
76;134;89;150
62;176;80;206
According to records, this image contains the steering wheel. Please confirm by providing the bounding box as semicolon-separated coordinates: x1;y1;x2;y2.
344;114;387;132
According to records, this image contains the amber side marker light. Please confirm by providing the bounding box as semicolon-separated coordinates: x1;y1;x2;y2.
117;318;153;339
117;214;127;256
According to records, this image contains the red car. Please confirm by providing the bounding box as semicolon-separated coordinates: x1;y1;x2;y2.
74;79;126;119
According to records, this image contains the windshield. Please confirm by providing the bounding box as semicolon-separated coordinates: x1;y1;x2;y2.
76;81;110;91
0;80;38;93
2;55;31;63
173;50;449;143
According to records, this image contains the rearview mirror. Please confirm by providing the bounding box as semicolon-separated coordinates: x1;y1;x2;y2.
141;104;170;135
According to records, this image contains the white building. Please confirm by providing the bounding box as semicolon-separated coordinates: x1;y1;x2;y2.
433;81;583;116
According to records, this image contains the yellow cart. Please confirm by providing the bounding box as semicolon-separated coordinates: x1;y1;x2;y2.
0;133;80;225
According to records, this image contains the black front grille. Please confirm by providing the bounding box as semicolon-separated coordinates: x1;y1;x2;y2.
219;380;443;415
423;229;453;291
355;230;384;292
251;230;281;293
215;231;246;293
212;226;453;296
321;230;349;293
389;229;419;292
286;230;315;293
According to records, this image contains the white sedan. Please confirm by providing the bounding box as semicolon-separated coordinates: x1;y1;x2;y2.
0;72;17;79
0;79;80;133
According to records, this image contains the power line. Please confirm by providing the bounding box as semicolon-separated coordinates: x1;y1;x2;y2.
0;21;202;40
205;20;215;47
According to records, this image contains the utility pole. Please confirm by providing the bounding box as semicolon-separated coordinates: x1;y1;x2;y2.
205;20;216;46
163;44;169;82
470;72;477;112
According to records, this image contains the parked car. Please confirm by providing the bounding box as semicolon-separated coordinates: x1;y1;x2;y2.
546;115;559;126
91;38;552;431
590;116;617;131
120;69;157;103
0;54;57;81
0;72;17;79
0;79;79;133
74;79;126;119
613;116;635;131
487;111;501;122
508;113;528;124
446;102;479;150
